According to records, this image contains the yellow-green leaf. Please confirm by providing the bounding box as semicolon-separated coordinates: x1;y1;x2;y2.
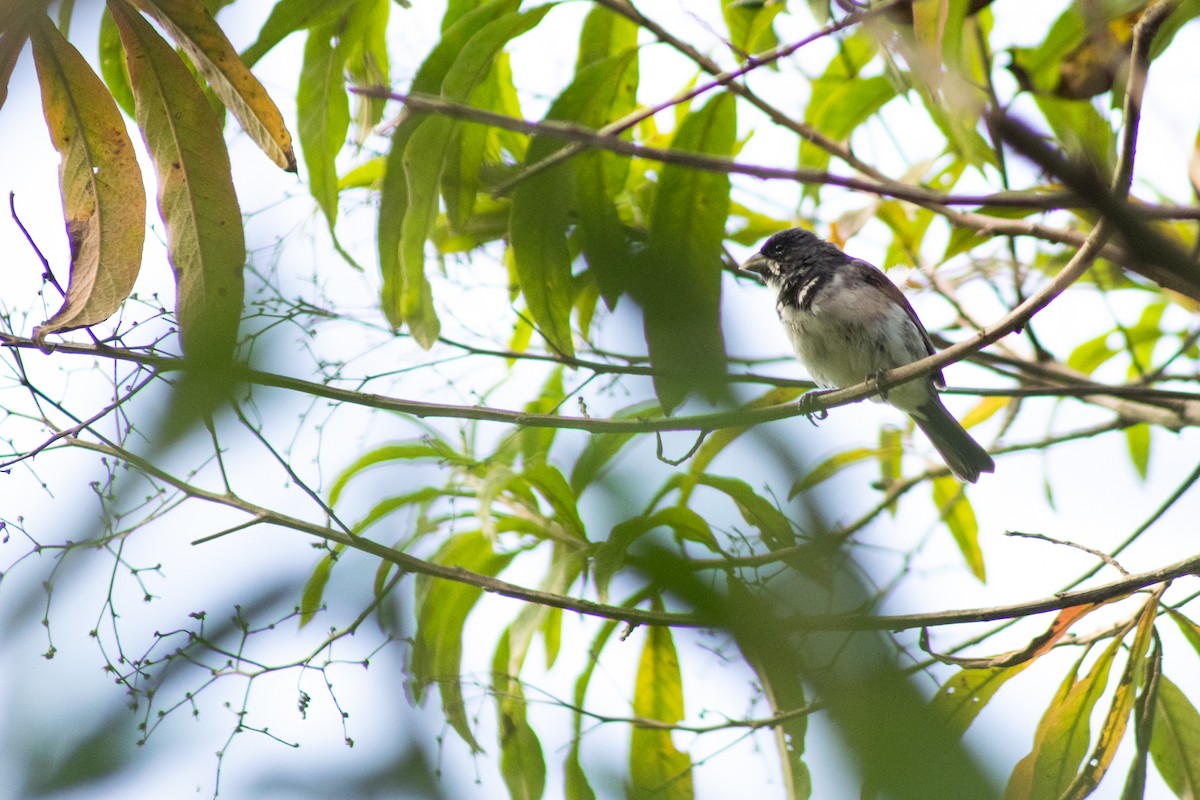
298;21;349;229
1151;674;1200;799
412;531;515;752
98;7;135;117
932;664;1030;739
1124;423;1150;480
130;0;297;171
298;551;336;627
630;618;692;800
932;475;984;582
31;14;145;343
111;0;245;361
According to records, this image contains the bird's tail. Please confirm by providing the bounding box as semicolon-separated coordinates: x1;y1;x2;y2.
913;398;995;483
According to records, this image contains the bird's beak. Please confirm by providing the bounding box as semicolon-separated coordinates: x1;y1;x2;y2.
739;252;771;280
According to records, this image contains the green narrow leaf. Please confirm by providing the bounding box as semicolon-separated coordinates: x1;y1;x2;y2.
0;25;28;112
389;2;548;348
523;464;587;541
240;0;358;67
411;531;515;752
98;7;135;116
131;0;298;171
630;616;692;800
328;438;472;504
298;551;337;627
31;13;146;343
510;52;638;359
1150;674;1200;798
577;3;638;69
492;632;547;800
1124;423;1150;481
790;447;880;497
341;0;389;142
111;0;246;362
932;475;984;582
744;644;812;800
298;21;350;230
638;92;736;411
691;474;794;550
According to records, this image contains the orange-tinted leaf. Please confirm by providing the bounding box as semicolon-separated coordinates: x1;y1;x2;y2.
31;15;145;343
1059;588;1162;799
110;0;244;361
129;0;297;171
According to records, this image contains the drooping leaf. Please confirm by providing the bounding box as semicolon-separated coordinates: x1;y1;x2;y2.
341;0;389;142
1124;423;1151;480
1150;673;1200;799
1006;633;1124;800
298;20;350;229
492;632;547;800
630;613;692;800
932;475;984;582
380;0;541;346
411;531;515;752
638;92;736;411
98;7;134;117
1059;590;1160;798
110;0;245;362
31;14;145;343
522;463;587;541
510;51;638;358
595;506;717;603
130;0;298;171
689;473;794;550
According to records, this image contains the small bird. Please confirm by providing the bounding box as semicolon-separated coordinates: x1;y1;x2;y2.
740;228;995;483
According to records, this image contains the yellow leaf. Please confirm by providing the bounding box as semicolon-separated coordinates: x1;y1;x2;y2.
31;15;145;343
110;0;244;361
129;0;297;172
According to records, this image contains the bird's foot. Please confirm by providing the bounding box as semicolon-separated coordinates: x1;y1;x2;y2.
868;370;889;402
798;389;832;424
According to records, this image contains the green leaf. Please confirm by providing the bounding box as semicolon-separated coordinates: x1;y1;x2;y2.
240;0;358;68
932;475;984;582
594;507;716;603
569;400;660;494
1150;674;1200;799
298;21;350;230
630;615;692;800
388;2;548;348
341;0;389;142
637;92;736;411
329;438;472;504
1124;423;1150;481
31;14;146;343
691;474;794;550
298;551;336;627
574;53;639;309
790;447;880;497
576;2;638;69
1169;609;1200;657
1034;95;1115;171
943;204;1040;260
932;664;1030;739
98;7;135;117
492;632;547;800
723;0;783;58
511;51;638;358
687;387;803;495
523;463;587;541
411;531;515;752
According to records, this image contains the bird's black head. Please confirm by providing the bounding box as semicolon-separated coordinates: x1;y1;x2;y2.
739;228;849;282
